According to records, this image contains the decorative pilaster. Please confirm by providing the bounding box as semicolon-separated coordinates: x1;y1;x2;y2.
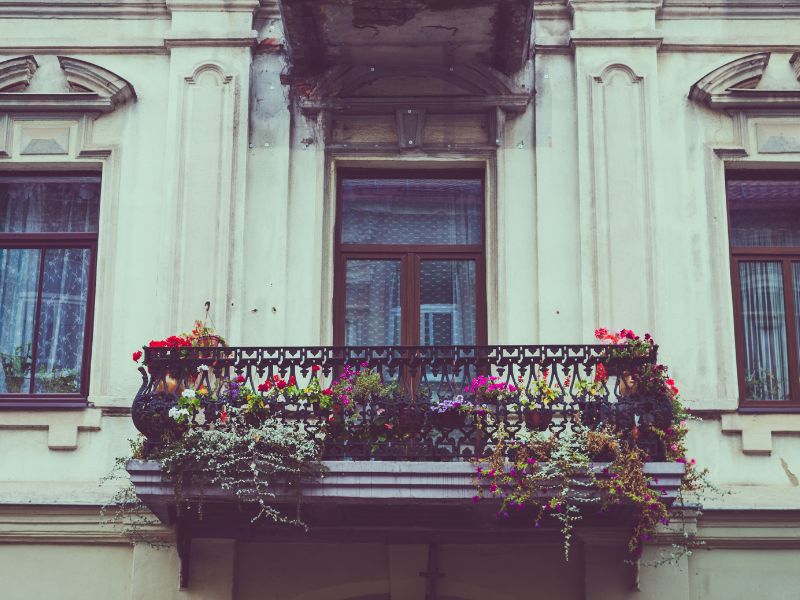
569;0;663;336
160;0;258;336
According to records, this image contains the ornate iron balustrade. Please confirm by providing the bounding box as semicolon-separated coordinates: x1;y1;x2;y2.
131;344;671;461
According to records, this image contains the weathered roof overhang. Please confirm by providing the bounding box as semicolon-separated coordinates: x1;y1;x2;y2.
278;0;534;76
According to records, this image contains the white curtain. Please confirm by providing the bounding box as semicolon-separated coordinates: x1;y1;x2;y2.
0;180;98;394
739;261;790;400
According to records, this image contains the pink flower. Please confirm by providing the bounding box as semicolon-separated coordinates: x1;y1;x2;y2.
594;327;609;340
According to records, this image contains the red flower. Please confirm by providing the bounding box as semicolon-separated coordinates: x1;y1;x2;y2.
219;408;228;423
288;375;297;386
132;350;143;362
258;380;272;392
276;379;287;390
273;374;281;382
594;363;608;383
594;327;609;340
311;365;321;373
236;375;246;383
322;388;332;396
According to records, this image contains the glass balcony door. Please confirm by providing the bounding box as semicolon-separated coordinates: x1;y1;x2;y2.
335;171;486;347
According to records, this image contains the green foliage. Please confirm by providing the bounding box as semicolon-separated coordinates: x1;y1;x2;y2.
158;410;324;526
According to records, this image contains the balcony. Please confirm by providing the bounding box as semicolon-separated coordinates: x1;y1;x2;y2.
126;344;686;586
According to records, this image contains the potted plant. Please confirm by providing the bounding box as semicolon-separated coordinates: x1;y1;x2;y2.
37;367;79;393
1;344;32;393
429;395;475;430
593;328;655;396
517;367;561;431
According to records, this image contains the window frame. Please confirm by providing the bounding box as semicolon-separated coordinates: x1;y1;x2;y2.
0;171;100;408
728;170;800;410
333;168;487;347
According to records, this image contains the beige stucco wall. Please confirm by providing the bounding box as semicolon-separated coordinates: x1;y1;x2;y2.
0;0;798;598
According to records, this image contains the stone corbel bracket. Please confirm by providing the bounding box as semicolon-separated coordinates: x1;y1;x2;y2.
0;56;136;114
690;53;800;110
721;413;800;456
0;408;102;451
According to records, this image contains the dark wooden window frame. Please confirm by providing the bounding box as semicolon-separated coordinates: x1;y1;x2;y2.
0;172;100;409
728;170;800;411
333;168;488;347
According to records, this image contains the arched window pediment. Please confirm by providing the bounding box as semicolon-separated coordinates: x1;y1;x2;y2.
0;55;135;114
690;52;800;110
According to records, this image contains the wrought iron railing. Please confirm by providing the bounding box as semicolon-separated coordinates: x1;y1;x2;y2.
131;345;672;461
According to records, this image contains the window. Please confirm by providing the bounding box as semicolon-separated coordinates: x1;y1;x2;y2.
728;172;800;407
0;173;100;406
334;170;486;346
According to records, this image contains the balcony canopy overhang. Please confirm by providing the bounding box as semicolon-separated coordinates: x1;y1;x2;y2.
279;0;534;76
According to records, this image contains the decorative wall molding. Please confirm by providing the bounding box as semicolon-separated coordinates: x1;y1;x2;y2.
721;413;800;456
791;52;800;82
297;64;530;151
0;409;102;451
166;61;242;335
0;56;136;114
690;53;800;110
0;55;38;92
661;0;800;19
582;61;656;332
57;56;137;106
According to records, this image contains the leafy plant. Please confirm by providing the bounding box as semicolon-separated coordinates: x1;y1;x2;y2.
36;367;79;393
159;409;324;526
1;344;32;378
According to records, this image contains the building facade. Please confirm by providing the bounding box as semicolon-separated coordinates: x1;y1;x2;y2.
1;1;800;598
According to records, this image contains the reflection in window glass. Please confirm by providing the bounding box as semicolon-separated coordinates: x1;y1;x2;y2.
345;260;401;346
340;177;482;245
0;177;100;233
419;260;476;346
728;178;800;247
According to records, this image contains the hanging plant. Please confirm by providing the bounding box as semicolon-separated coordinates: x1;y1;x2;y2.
158;408;324;526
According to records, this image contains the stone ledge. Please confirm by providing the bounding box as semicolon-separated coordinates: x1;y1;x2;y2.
0;409;102;450
127;459;686;524
721;413;800;455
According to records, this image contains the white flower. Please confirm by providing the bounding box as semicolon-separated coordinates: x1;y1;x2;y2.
182;389;197;399
168;407;190;421
197;365;210;372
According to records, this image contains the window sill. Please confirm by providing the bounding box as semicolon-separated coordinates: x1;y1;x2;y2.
738;405;800;415
0;396;88;410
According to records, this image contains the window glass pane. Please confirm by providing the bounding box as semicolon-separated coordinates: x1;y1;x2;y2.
420;260;476;346
33;248;91;394
739;261;790;400
0;176;100;233
728;178;800;247
345;260;401;346
340;177;482;245
0;249;40;393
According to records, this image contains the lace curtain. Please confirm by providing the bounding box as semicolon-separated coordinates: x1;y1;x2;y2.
0;179;98;394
